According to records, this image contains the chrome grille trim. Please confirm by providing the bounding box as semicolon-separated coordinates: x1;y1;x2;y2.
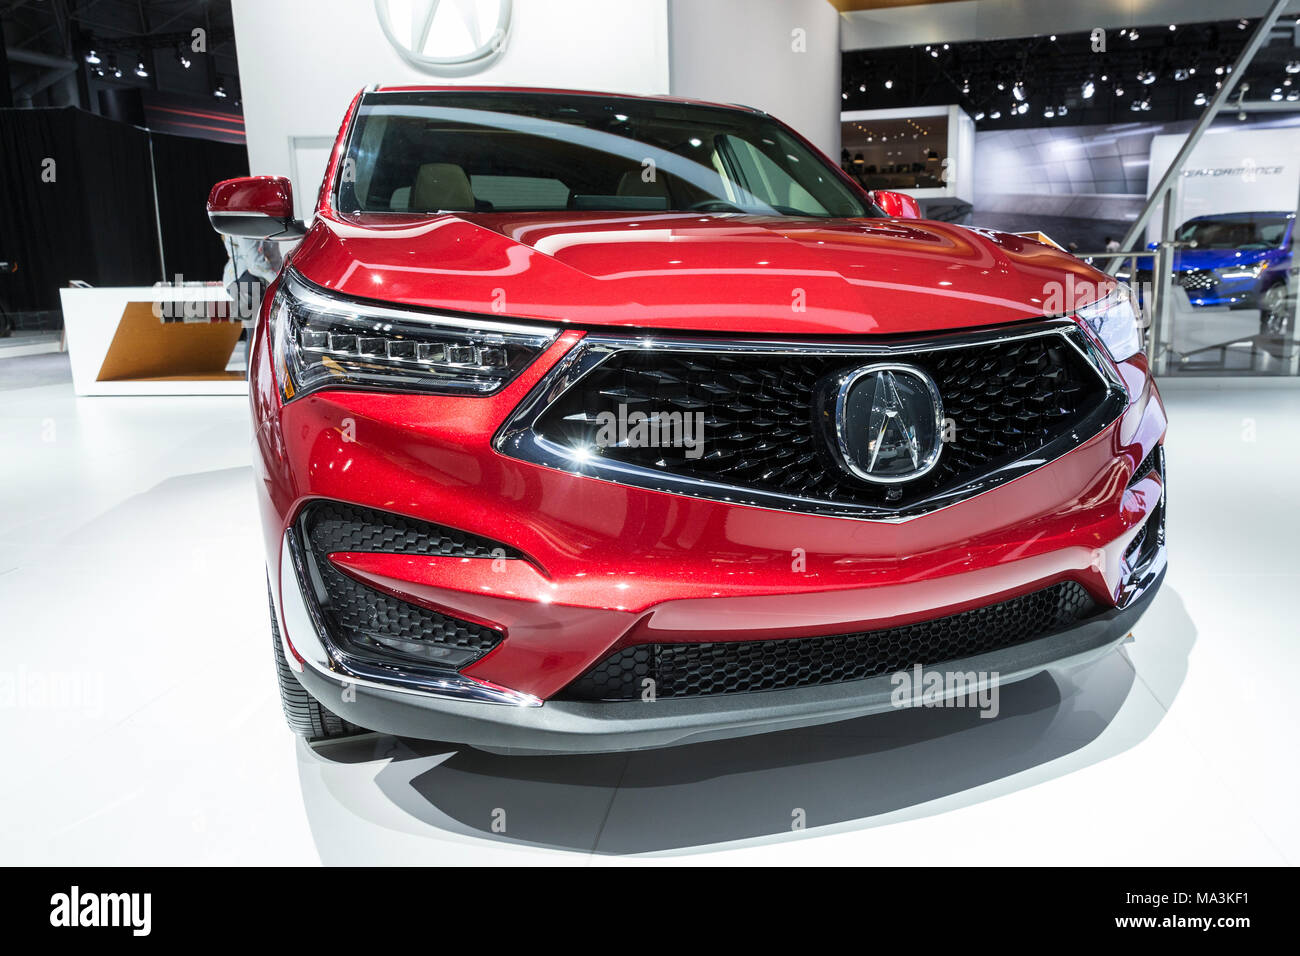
493;319;1128;523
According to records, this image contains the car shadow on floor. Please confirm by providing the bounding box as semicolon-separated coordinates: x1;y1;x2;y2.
297;588;1194;857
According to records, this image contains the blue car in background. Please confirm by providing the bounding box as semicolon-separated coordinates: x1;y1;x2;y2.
1126;211;1295;333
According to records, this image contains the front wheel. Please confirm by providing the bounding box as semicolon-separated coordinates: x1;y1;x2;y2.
268;584;365;741
1259;280;1293;335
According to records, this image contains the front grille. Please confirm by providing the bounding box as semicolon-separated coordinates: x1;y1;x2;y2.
295;500;510;672
529;325;1115;513
560;582;1099;701
1175;269;1215;292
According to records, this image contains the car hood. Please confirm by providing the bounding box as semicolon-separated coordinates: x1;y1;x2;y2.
1171;247;1280;271
289;211;1109;336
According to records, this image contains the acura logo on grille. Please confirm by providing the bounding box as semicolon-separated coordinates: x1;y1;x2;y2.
833;364;944;484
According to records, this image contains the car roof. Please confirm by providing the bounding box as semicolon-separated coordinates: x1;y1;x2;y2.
1184;211;1295;221
370;85;762;114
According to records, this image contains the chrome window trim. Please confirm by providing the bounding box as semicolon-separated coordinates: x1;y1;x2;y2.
494;319;1129;524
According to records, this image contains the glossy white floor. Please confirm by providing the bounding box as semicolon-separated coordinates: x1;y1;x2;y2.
1;354;1297;865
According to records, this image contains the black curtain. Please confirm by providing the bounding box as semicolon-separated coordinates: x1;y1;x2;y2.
0;107;160;312
150;130;248;282
0;106;249;317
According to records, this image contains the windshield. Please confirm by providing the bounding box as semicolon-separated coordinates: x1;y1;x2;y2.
336;91;870;218
1175;213;1293;250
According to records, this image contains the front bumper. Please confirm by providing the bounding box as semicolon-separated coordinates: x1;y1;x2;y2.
254;302;1168;753
277;539;1164;754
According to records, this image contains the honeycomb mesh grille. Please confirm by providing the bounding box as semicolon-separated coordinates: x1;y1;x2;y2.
297;500;509;672
560;582;1099;701
302;499;523;559
1174;269;1215;292
534;329;1110;510
1127;444;1162;488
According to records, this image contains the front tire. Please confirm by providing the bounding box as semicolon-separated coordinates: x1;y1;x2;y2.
268;584;365;741
1259;280;1293;335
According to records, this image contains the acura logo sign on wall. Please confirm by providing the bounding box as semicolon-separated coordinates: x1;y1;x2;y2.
375;0;512;76
833;364;944;484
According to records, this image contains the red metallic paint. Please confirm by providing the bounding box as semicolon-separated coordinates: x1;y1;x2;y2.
870;190;923;219
249;88;1167;702
208;175;295;219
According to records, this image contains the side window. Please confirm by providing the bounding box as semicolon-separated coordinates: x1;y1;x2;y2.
721;136;830;216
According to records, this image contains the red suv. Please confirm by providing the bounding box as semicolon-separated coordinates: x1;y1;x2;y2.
209;87;1166;754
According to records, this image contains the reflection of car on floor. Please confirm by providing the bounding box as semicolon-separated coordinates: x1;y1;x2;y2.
1122;212;1295;333
207;87;1167;755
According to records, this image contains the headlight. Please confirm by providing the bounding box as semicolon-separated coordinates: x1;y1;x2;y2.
1075;287;1143;362
269;271;559;402
1213;262;1266;281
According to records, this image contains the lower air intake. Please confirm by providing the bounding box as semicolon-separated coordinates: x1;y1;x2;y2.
560;582;1099;701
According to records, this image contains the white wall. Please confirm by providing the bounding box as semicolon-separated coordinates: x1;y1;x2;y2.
668;0;841;157
231;0;843;203
231;0;671;205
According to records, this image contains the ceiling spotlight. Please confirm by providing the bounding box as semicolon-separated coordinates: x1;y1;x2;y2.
961;78;970;94
134;60;149;78
1288;91;1300;101
1016;102;1029;114
859;84;866;92
1082;78;1095;98
84;49;101;65
1119;28;1127;37
1059;105;1068;116
1194;91;1208;106
1141;97;1152;111
1169;24;1177;31
930;47;939;58
974;111;985;120
1215;65;1225;75
1286;61;1300;74
1115;84;1125;97
1237;19;1249;30
1044;106;1056;118
1173;68;1189;81
213;81;228;99
1138;70;1157;85
1011;81;1026;101
1271;88;1284;101
990;110;1002;119
841;91;848;100
884;79;893;89
1049;34;1057;42
1129;29;1139;41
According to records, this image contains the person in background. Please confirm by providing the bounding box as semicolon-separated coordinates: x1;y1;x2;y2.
1105;236;1121;252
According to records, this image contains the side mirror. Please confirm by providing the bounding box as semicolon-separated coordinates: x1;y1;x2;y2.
207;176;307;240
870;189;922;219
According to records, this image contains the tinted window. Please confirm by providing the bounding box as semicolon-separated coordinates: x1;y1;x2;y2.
338;91;869;218
1176;214;1293;249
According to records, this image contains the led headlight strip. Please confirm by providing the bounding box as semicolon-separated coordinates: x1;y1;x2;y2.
270;270;560;402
